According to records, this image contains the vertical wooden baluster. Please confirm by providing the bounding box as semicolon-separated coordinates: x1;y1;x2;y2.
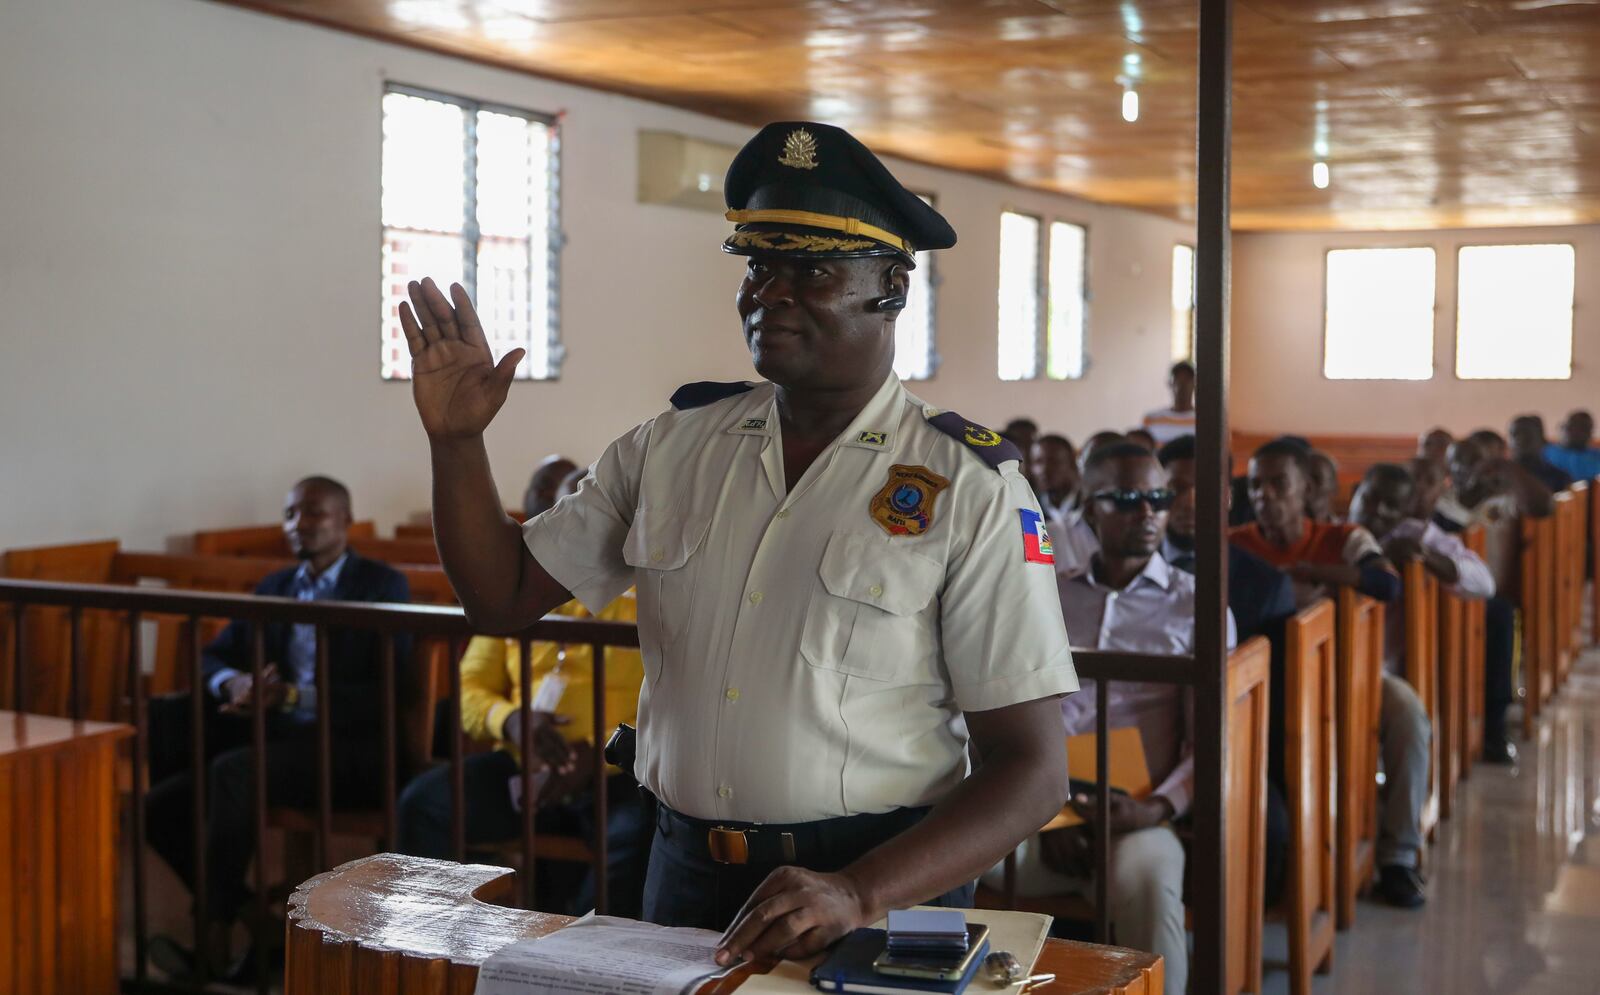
128;610;149;983
591;641;609;916
251;624;270;995
450;636;466;862
13;602;26;713
315;625;333;870
69;605;84;721
1094;681;1111;945
189;617;209;986
381;634;398;850
519;636;535;910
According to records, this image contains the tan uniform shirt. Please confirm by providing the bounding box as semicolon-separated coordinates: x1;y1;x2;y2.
523;374;1078;824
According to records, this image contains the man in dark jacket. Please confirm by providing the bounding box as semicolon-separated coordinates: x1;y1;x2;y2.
146;476;411;980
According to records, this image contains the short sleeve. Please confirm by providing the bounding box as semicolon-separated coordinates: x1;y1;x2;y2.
941;469;1079;712
1340;525;1384;566
521;420;652;614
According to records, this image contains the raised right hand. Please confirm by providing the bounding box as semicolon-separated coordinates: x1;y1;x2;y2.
400;277;525;439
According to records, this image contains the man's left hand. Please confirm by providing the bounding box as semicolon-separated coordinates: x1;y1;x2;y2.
715;866;869;965
1068;791;1173;835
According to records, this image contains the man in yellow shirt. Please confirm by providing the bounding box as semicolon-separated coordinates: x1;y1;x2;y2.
398;464;650;917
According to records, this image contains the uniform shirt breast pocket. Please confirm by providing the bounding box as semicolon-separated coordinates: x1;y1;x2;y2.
622;507;711;672
800;531;943;681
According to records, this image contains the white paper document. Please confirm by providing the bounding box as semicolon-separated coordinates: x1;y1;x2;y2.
475;915;736;995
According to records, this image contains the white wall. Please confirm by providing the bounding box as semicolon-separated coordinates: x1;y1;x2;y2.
0;0;1192;551
1232;224;1600;437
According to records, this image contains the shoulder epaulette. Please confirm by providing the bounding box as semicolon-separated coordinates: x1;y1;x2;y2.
926;411;1022;471
669;381;755;411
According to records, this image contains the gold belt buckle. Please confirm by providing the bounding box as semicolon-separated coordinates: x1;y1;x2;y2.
708;827;750;865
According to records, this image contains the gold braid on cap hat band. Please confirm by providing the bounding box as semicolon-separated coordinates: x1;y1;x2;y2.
724;209;909;253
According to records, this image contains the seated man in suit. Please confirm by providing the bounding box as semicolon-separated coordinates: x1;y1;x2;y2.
398;458;651;918
145;476;411;980
984;442;1234;995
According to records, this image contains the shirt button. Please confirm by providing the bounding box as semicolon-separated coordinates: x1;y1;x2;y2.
650;548;664;563
869;584;884;597
748;591;764;605
718;785;733;799
776;510;790;520
725;687;740;701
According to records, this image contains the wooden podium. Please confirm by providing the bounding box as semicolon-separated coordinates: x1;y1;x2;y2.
0;710;132;995
288;854;1162;995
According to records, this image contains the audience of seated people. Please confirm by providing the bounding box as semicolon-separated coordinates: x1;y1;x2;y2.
1544;408;1600;482
397;458;651;918
1231;441;1442;909
111;386;1598;978
1141;360;1197;445
145;476;412;981
983;442;1235;995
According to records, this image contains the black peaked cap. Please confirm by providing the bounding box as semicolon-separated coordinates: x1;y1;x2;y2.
721;121;956;265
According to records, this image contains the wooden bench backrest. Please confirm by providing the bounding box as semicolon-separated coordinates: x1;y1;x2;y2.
1519;513;1556;733
1224;636;1271;995
193;520;377;558
348;536;441;566
1401;560;1441;840
1282;600;1336;990
1437;581;1466;819
1334;588;1384;929
0;541;126;717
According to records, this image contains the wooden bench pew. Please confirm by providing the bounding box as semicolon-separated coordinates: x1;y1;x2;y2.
1334;590;1383;929
1519;513;1556;737
1462;525;1489;769
1437;581;1467;818
1279;603;1336;995
193;520;377;557
975;640;1270;995
1401;561;1441;842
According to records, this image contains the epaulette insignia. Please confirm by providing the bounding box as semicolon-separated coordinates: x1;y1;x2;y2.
670;381;755;410
926;411;1023;471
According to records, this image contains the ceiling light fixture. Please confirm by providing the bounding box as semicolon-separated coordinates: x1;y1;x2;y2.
1122;86;1139;123
1312;161;1330;189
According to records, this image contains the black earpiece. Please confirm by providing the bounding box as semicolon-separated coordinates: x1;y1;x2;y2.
871;295;907;312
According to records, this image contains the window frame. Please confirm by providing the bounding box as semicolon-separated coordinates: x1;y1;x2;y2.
1319;244;1438;382
1453;241;1576;382
996;208;1090;381
1171;242;1196;363
381;82;564;382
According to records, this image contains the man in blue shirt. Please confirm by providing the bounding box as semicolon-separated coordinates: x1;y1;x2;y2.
1544;409;1600;483
145;476;411;981
1511;414;1573;493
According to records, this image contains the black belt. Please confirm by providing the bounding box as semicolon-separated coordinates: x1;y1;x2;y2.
655;803;929;867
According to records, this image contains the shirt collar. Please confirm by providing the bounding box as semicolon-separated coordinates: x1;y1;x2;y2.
294;551;349;591
1074;551;1174;594
722;374;905;454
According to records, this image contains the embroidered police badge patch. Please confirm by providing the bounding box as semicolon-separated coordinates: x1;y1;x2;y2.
870;464;951;537
857;430;888;447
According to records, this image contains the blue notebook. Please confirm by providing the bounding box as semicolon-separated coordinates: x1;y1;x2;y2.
810;928;990;995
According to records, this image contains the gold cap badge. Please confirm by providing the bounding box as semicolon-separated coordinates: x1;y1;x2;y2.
778;128;819;170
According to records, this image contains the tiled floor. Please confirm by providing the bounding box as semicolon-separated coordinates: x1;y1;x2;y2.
1261;648;1600;995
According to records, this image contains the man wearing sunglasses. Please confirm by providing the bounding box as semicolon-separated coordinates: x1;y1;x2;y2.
987;441;1234;995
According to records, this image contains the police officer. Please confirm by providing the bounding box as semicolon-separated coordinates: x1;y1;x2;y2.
400;122;1077;965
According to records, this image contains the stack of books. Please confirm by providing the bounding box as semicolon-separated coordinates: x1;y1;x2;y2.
884;911;970;959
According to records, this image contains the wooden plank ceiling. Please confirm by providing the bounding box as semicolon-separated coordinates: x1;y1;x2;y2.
220;0;1600;231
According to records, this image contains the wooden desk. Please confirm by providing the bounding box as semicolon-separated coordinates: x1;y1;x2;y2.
288;854;1163;995
0;710;132;995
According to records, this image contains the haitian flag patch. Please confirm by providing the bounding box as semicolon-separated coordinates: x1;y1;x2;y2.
1019;509;1055;564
